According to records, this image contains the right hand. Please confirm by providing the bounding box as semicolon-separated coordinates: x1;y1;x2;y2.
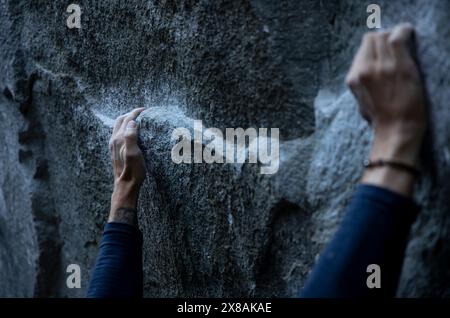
108;108;146;220
346;23;427;195
346;23;427;167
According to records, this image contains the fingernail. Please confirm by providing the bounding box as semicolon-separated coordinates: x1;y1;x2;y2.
127;120;137;129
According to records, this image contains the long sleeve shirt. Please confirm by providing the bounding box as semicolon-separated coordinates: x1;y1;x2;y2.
301;184;418;297
87;184;418;298
86;222;143;298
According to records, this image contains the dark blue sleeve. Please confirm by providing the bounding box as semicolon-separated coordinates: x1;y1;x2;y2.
87;222;143;298
301;184;419;298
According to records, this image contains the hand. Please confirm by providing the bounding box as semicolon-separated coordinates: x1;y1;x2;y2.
108;108;146;225
346;24;427;195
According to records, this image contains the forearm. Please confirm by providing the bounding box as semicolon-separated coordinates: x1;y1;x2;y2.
87;222;143;298
87;183;143;298
301;184;419;298
302;121;422;298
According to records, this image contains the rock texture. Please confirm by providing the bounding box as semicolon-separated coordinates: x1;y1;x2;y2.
1;0;450;297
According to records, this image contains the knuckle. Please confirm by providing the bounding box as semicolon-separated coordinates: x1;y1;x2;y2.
111;136;123;147
124;131;137;140
357;66;376;83
347;64;377;86
380;31;390;40
363;32;376;42
373;67;386;79
388;36;404;48
378;63;396;77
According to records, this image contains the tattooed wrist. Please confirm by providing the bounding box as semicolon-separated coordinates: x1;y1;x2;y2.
108;207;138;227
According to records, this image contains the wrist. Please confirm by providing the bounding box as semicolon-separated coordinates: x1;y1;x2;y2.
362;123;424;196
109;181;140;226
371;123;424;166
110;181;140;212
362;164;416;196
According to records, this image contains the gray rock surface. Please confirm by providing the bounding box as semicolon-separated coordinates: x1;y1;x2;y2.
0;0;449;297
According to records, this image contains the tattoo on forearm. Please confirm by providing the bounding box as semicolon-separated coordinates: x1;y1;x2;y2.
110;207;138;227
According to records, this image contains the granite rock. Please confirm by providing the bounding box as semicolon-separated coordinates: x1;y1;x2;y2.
0;0;449;297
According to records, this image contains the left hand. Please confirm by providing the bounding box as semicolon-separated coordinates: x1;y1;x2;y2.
108;108;146;224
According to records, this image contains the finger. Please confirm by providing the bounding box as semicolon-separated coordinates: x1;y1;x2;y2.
355;32;377;64
388;23;415;60
351;85;374;123
124;120;138;145
120;107;145;134
113;114;127;135
347;32;377;84
375;31;391;61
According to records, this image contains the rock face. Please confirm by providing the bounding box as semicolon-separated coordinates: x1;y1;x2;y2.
0;0;450;297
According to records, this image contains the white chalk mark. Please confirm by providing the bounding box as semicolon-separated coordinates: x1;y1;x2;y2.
93;110;115;128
